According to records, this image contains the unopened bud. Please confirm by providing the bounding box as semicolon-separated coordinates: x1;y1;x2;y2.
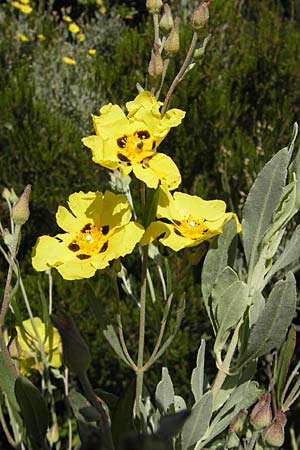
146;0;162;14
263;411;287;448
12;185;31;226
2;188;11;201
192;2;209;30
164;17;180;56
2;187;18;203
159;4;173;33
250;392;272;430
226;431;240;449
148;46;164;79
229;409;248;436
51;313;91;376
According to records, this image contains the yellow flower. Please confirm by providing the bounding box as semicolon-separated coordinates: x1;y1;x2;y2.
82;91;185;190
88;48;96;55
32;191;144;280
68;22;80;34
15;317;62;375
99;6;107;14
12;1;32;13
78;32;85;42
63;56;76;65
20;0;30;3
17;33;29;42
63;15;72;22
141;186;241;251
37;33;46;40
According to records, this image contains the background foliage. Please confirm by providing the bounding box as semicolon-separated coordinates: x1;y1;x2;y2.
1;0;300;446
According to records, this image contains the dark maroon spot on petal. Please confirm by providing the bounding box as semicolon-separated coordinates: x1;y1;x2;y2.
157;232;166;240
68;242;80;252
152;140;156;150
117;152;131;163
99;241;108;253
136;141;143;150
174;228;183;237
173;219;181;226
55;237;63;243
202;228;208;234
160;218;173;225
135;130;150;140
77;254;91;260
117;135;128;148
81;223;92;233
102;225;109;235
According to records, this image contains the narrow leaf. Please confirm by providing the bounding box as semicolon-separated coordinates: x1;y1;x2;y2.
181;391;213;450
103;325;130;366
15;376;49;445
155;367;175;413
156;410;191;441
0;352;19;414
111;377;136;448
191;340;206;402
276;325;296;408
242;147;289;269
236;272;296;369
68;390;101;423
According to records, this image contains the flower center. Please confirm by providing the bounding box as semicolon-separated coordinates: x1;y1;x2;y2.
68;223;110;259
116;130;156;165
174;215;208;239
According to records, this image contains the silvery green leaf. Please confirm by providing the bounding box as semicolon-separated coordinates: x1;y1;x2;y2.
242;147;289;270
155;367;175;413
181;391;213;450
196;381;261;450
202;219;238;329
276;325;296;408
214;281;249;354
235;272;296;369
264;224;300;285
248;290;265;328
191;340;206;402
0;352;19;415
174;395;187;412
211;266;239;329
103;325;131;366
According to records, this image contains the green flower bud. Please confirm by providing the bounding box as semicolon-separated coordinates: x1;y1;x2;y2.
148;46;164;79
164;17;180;56
226;431;240;449
229;409;248;435
12;185;31;226
159;4;173;33
146;0;163;14
250;392;272;430
192;2;209;30
51;313;91;376
263;411;287;448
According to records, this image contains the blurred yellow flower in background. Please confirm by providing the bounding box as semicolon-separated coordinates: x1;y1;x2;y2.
68;22;80;34
37;33;46;40
17;33;29;42
14;317;62;375
63;15;72;22
88;48;97;55
78;33;85;42
12;1;32;13
63;56;76;65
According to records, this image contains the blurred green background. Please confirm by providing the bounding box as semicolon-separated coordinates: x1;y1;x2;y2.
1;0;300;433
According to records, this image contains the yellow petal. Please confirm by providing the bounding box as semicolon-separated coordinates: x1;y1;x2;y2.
148;153;181;190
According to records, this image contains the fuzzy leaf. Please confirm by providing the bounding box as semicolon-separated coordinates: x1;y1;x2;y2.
191;340;206;402
155;367;175;413
15;376;49;445
236;272;296;369
181;391;213;450
276;325;296;408
242;147;289;269
211;266;239;329
111;377;136;448
103;325;130;366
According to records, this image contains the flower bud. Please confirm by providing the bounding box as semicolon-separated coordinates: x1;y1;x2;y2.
192;2;209;30
12;184;31;226
146;0;163;14
226;431;240;449
263;411;287;448
2;188;11;201
250;392;272;430
164;17;180;56
51;313;91;376
148;46;164;79
159;4;173;33
229;409;248;435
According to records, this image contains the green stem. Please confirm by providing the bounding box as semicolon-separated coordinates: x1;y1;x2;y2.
0;399;17;447
79;371;115;450
111;273;137;370
0;224;21;325
246;430;260;450
161;31;198;117
211;320;242;399
135;245;148;418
